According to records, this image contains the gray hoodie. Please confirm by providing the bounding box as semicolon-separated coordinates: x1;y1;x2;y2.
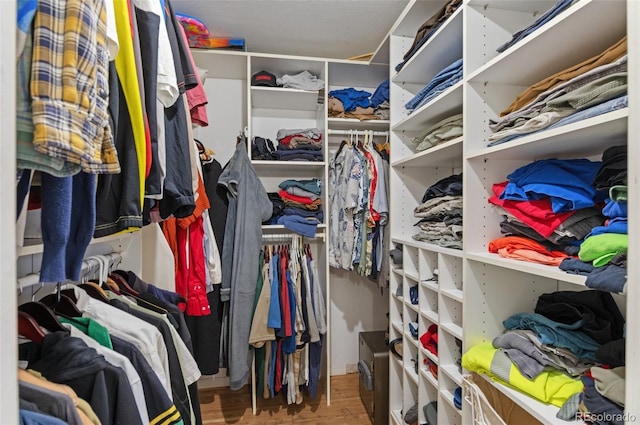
219;144;273;390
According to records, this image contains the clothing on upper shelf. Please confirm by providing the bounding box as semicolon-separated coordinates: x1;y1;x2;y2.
328;80;390;121
395;0;462;72
328;136;389;284
487;36;628;146
276;70;324;91
328;88;371;111
404;58;463;112
496;0;576;53
500;36;626;117
487;69;627;145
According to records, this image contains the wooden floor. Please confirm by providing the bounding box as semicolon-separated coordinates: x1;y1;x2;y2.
199;373;373;424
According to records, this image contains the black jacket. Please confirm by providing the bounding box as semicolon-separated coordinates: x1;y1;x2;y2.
23;332;142;425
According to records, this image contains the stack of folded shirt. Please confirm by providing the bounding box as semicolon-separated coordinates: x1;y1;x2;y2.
274;128;323;162
328;80;389;121
464;290;625;410
489;158;607;261
413;113;462;152
488;37;628;147
264;179;323;238
556;146;629;293
404;58;463;113
412;174;462;249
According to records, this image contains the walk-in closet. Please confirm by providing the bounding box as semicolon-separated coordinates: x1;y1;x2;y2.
4;0;639;424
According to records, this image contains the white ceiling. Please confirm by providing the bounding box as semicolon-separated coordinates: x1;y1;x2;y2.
172;0;411;60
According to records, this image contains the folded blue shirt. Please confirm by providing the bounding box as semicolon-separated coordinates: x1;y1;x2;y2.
501;158;602;213
276;215;319;238
328;88;372;111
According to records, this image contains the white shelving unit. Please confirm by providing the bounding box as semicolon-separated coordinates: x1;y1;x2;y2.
389;1;636;424
461;1;634;424
387;4;465;416
192;49;392;413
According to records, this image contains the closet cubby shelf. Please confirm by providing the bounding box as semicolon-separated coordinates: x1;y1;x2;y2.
420;346;438;365
420;309;439;325
440;288;463;303
392;291;403;302
420;280;439;293
440;388;461;413
391;355;402;370
477;374;568;425
392;321;403;335
250;160;326;172
390;409;403;425
391;237;464;258
406;302;420;316
440;364;463;387
466;0;627;85
392;267;404;276
392;7;463;85
466;108;628;161
419;368;438;390
250;86;321;111
466;252;587;286
262;224;326;231
189;49;248;79
18;232;136;258
391;136;463;169
404;332;420;348
392;81;463;132
406;365;420;386
326;118;390;131
440;322;463;340
405;270;419;282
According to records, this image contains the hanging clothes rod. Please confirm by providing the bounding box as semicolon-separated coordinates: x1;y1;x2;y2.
327;129;389;136
16;252;124;292
262;232;325;242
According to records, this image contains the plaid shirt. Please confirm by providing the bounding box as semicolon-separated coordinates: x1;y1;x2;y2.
31;0;120;174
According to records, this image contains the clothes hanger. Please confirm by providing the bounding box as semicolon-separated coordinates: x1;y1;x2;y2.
18;311;45;344
79;282;111;303
102;276;121;294
18;301;69;333
38;285;83;318
109;271;140;296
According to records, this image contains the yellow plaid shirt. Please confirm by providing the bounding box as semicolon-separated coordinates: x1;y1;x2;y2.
30;0;120;174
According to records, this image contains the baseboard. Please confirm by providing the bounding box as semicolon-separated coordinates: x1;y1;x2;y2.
197;372;230;389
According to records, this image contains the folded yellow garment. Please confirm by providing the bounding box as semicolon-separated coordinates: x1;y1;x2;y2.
462;342;583;407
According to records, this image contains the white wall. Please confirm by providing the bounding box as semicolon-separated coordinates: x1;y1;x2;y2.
2;0;17;420
330;269;387;375
195;79;247;166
